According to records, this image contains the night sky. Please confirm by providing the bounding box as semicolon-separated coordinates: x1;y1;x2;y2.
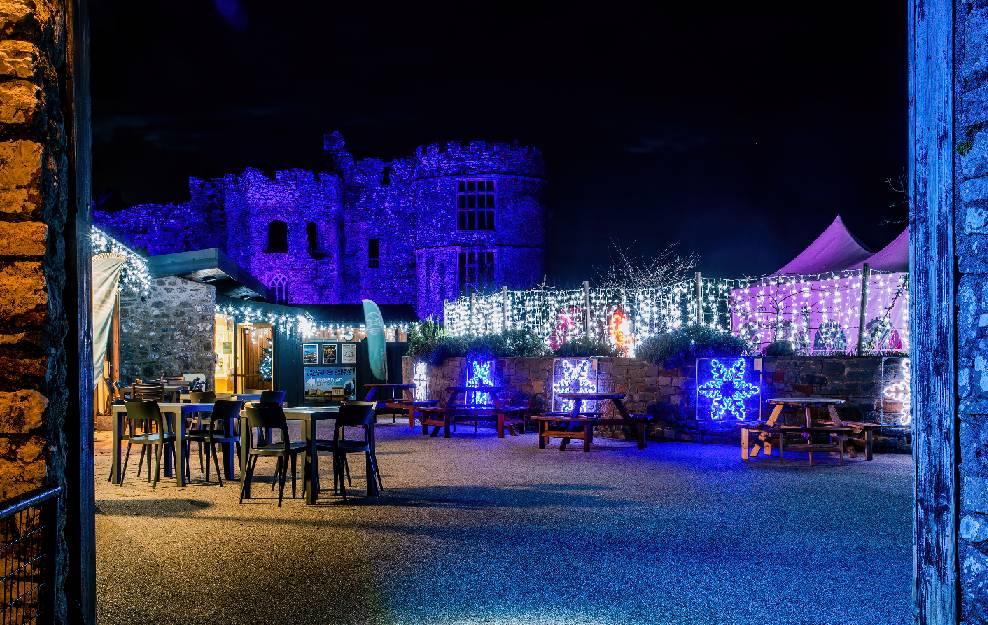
91;2;908;285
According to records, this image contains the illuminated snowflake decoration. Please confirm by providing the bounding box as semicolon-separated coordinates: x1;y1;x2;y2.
465;359;495;406
552;358;596;412
883;358;911;426
413;362;429;401
697;358;760;421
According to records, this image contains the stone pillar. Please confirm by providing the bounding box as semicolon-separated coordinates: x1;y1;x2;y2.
0;0;87;621
956;1;988;621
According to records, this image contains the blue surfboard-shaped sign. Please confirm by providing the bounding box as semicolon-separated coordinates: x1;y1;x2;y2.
362;299;388;382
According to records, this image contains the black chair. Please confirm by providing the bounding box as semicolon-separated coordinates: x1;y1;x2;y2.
325;402;381;501
186;391;217;470
259;390;286;405
132;382;164;402
119;400;175;488
184;400;242;486
240;403;305;506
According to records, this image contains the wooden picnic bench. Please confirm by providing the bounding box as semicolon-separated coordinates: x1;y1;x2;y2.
414;385;529;439
741;397;880;465
363;383;438;426
531;392;650;452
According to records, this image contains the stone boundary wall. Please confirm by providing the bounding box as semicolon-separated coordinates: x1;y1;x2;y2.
402;355;908;439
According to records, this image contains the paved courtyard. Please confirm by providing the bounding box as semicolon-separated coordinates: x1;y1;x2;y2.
94;424;913;625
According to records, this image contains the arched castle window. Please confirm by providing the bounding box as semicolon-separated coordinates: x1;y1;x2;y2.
269;273;289;304
266;220;288;253
457;179;495;231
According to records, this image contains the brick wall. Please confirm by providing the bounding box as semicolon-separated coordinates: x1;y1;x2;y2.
956;1;988;620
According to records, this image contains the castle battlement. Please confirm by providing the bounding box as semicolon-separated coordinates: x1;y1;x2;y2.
98;132;547;317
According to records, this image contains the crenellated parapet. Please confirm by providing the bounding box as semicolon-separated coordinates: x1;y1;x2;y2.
413;139;545;179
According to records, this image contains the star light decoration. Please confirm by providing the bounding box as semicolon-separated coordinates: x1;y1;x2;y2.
882;358;911;426
697;358;760;421
552;358;596;413
413;362;429;401
465;359;495;406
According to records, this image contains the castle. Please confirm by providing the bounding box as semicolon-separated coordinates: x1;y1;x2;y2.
95;132;547;317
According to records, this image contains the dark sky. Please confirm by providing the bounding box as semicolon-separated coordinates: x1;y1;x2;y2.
91;2;908;285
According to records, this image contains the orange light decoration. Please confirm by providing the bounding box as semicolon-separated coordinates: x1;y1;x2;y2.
609;307;632;356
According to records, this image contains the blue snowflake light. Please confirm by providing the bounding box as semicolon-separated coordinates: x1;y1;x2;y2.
697;358;760;421
465;359;495;406
552;358;596;412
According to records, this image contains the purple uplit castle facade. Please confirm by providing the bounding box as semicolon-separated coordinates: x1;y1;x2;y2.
95;132;546;317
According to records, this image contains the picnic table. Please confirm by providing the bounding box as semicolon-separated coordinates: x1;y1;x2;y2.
239;406;347;505
532;392;649;452
363;383;437;425
741;397;880;465
414;385;527;438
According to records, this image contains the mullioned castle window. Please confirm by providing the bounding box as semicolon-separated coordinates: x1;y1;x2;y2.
457;179;495;230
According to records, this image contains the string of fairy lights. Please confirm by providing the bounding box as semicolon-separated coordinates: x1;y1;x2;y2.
91;226;153;294
444;270;910;356
215;304;411;340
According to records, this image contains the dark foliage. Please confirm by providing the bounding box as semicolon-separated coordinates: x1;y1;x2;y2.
763;340;795;358
635;324;749;369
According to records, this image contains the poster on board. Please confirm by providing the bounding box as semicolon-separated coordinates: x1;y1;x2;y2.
302;343;319;365
304;366;356;400
322;343;337;364
340;343;356;364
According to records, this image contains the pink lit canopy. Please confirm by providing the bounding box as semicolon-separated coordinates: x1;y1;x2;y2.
774;215;873;275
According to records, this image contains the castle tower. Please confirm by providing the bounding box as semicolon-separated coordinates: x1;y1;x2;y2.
410;140;546;318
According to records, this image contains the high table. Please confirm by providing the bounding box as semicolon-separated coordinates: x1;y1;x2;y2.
109;402;234;486
239;406;341;505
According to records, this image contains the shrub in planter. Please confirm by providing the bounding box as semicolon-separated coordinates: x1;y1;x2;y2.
552;338;618;358
501;329;550;357
406;319;444;357
762;340;795;358
636;325;748;369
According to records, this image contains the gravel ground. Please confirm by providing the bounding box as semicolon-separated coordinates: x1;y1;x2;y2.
94;423;913;625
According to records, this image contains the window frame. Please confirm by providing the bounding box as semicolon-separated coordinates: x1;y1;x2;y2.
456;178;496;231
458;248;495;295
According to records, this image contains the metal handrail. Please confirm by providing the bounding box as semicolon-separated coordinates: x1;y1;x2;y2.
0;486;62;520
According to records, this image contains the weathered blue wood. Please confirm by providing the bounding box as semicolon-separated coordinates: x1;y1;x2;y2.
909;1;959;624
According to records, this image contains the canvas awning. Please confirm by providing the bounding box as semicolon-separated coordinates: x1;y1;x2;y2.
774;215;872;275
848;227;909;272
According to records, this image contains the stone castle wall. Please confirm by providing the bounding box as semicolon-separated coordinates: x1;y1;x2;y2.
402;355;907;440
956;1;988;619
118;277;216;388
94;133;547;317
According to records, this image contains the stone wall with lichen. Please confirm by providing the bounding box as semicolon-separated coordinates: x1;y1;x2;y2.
0;0;69;619
403;355;907;445
956;1;988;621
117;276;216;389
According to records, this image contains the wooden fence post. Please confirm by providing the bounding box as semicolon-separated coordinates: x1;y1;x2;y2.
582;281;591;339
855;263;871;356
694;271;703;325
